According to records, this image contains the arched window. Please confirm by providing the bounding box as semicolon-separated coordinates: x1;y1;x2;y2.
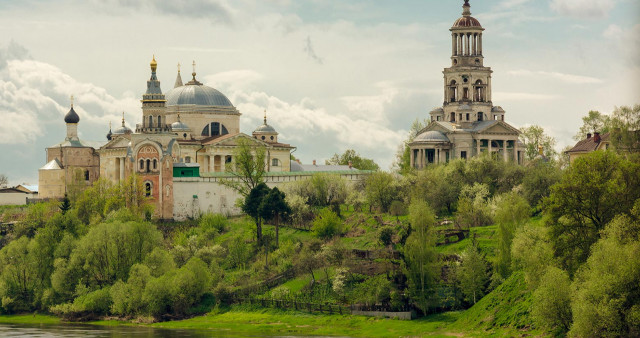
145;182;152;197
474;80;484;102
201;122;230;137
84;170;90;181
153;159;157;170
211;122;221;136
477;112;484;121
201;124;209;136
272;158;279;167
449;80;457;103
157;116;162;127
139;159;145;171
146;159;151;173
450;112;455;122
148;115;153;127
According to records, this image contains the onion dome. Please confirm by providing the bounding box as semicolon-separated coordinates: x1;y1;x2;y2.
106;121;113;140
64;96;80;123
452;0;482;28
171;113;190;131
414;130;450;143
150;55;158;72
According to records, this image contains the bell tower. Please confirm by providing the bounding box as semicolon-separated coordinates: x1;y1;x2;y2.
140;55;169;133
441;0;496;125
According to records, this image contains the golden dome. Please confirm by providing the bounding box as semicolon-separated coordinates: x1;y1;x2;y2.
150;55;157;71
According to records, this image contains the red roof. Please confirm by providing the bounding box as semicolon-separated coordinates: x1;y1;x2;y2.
566;133;610;153
452;16;482;28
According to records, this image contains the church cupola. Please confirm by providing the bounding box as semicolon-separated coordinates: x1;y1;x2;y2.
450;0;484;67
64;95;80;141
106;121;113;140
252;110;279;143
174;63;183;88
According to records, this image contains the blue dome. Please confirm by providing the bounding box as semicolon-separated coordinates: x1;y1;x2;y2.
166;84;233;107
64;107;80;123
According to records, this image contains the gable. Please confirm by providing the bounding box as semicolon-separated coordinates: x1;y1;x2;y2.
421;122;451;134
476;121;520;135
102;136;130;150
205;133;270;147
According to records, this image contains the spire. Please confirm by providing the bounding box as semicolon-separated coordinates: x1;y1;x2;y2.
106;121;113;141
463;0;471;16
174;62;183;88
150;54;158;72
70;94;74;108
64;95;80;124
122;112;126;127
185;60;203;85
264;109;267;124
143;55;164;99
192;60;197;81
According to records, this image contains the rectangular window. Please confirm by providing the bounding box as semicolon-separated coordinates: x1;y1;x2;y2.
461;151;467;160
466;113;470;121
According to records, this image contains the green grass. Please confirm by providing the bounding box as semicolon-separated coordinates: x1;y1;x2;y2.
0;314;61;325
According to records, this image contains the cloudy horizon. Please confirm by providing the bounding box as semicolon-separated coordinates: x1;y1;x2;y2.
0;0;638;185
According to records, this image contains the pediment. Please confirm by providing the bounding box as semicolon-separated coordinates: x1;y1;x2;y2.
420;122;451;134
101;136;130;150
205;133;270;147
476;121;520;135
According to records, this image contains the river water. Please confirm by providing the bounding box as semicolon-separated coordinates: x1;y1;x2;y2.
0;323;328;337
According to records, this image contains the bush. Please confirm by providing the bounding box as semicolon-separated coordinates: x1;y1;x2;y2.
199;213;227;234
531;266;572;334
379;227;394;247
312;209;343;239
389;200;406;217
51;286;112;317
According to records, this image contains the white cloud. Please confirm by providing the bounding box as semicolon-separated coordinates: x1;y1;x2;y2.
493;92;558;101
508;70;603;84
550;0;617;19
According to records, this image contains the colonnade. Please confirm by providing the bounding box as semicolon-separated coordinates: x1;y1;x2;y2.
452;32;482;56
202;154;234;173
475;139;520;163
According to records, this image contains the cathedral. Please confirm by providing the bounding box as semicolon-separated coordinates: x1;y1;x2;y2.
410;0;523;168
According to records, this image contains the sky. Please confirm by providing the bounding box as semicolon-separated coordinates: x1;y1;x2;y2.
0;0;638;185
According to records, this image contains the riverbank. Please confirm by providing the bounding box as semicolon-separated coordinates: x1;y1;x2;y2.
0;307;536;337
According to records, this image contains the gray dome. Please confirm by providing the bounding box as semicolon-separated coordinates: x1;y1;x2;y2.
430;107;444;114
254;123;277;134
64;107;80;123
492;106;505;112
166;84;233;107
171;120;190;131
113;125;132;135
414;130;450;143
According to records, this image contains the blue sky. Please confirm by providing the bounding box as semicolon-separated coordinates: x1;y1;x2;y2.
0;0;638;185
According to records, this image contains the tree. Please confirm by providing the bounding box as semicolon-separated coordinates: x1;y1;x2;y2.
457;235;489;305
531;266;572;334
0;174;7;187
242;183;270;244
511;224;553;288
493;192;530;279
364;171;398;212
258;187;290;246
311;208;343;240
326;149;379;171
519;125;557;161
610;104;640;152
574;110;611;141
59;194;71;215
455;183;492;228
221;138;266;197
403;199;439;314
521;160;561;210
544;151;640;274
569;209;640;337
394;118;429;173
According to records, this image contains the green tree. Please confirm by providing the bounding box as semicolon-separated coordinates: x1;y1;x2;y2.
521;160;561;210
364;171;398;212
258;187;290;246
457;235;489;305
569;208;640;337
511;224;553;288
455;183;492;228
242;183;270;244
531;266;572;334
221;138;266;196
403;199;439;314
494;192;530;279
0;174;7;187
544;151;640;273
610;104;640;152
574;110;612;141
519;125;557;161
59;194;71;215
311;208;343;240
0;237;38;312
326;149;380;171
394;118;428;174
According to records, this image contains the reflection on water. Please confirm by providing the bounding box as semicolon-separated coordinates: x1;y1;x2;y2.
0;323;226;337
0;323;343;338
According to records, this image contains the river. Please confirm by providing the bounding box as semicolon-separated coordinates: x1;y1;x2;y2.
0;322;330;337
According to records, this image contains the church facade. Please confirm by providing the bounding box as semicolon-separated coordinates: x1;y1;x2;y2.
410;0;523;168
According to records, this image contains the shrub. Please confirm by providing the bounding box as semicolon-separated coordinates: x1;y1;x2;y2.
312;209;343;239
199;213;227;234
531;266;572;334
379;227;394;247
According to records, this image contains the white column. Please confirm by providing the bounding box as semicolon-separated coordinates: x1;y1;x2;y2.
452;34;456;56
479;34;483;55
488;139;492;154
472;33;476;55
477;139;481;156
466;34;470;55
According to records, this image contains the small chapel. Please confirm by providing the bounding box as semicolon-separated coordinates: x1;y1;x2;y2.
410;0;523;168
